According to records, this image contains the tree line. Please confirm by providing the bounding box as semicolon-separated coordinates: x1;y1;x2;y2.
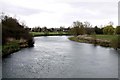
28;21;120;36
70;21;120;36
25;26;70;33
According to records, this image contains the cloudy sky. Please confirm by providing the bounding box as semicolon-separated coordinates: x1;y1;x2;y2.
0;0;119;28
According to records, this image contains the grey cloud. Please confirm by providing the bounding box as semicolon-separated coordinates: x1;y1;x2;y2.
58;2;118;26
61;2;117;22
0;1;49;16
0;0;117;27
66;2;117;8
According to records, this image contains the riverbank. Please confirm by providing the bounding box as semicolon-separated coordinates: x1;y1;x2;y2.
2;39;34;57
30;32;71;37
69;35;120;48
2;31;71;57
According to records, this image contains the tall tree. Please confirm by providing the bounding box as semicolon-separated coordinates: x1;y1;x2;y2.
71;21;85;36
94;26;103;34
103;25;114;35
84;22;94;34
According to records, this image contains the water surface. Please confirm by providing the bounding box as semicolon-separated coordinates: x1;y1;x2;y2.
2;36;118;78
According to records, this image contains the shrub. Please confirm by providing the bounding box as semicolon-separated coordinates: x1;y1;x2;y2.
103;25;114;35
115;26;120;34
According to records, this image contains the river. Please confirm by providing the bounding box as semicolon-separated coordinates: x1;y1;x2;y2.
2;36;118;78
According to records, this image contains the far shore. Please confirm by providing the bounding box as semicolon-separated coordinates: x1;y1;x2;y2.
30;32;71;37
68;35;120;49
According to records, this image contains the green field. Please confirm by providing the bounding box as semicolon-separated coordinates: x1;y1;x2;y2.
30;32;118;41
90;35;118;41
30;32;70;37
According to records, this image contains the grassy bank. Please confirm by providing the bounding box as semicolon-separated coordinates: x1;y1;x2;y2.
30;32;71;37
69;35;120;48
2;41;20;57
2;39;30;57
90;35;116;41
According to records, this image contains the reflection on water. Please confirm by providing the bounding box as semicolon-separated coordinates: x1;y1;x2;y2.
2;36;118;78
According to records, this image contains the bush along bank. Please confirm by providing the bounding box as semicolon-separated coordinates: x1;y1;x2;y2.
69;35;120;49
2;15;34;57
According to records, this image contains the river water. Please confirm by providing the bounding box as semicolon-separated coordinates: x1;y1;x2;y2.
2;36;118;78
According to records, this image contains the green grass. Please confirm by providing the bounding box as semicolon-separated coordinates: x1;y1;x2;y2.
30;32;70;37
30;32;44;36
2;41;20;57
69;35;117;42
90;35;117;41
69;35;120;48
2;39;30;57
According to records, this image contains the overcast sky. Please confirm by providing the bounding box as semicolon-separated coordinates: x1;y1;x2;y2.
0;0;119;28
